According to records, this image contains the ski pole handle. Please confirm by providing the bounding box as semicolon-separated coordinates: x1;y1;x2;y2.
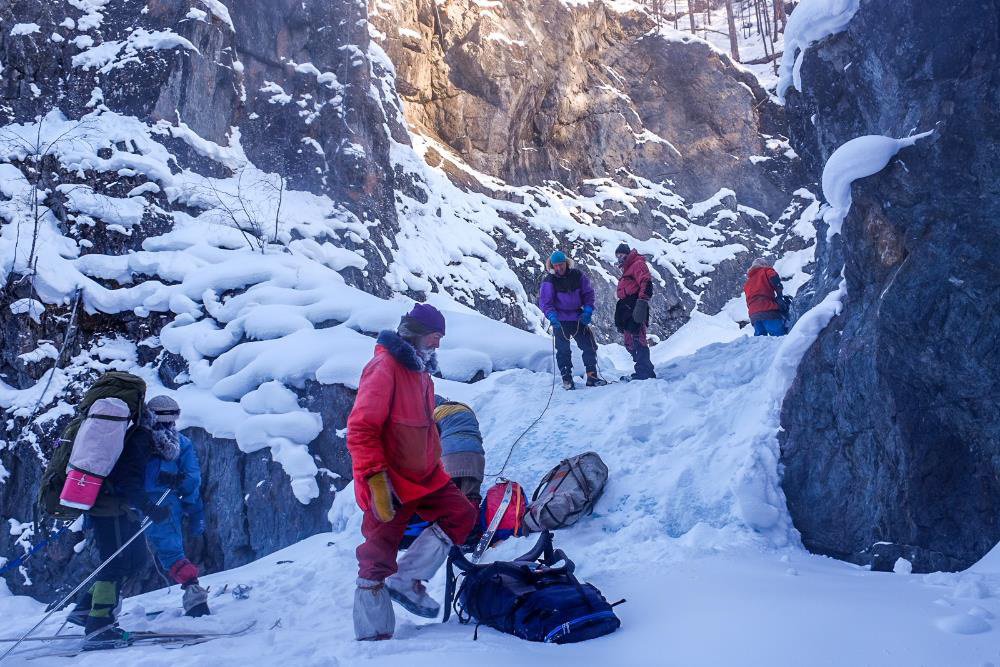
0;489;171;662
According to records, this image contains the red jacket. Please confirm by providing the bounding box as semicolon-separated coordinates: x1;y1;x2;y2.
616;250;652;300
744;266;782;317
347;333;451;510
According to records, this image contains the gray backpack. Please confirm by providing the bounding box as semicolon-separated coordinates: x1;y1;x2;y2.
523;452;608;532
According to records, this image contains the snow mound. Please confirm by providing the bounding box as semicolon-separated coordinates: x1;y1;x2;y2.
777;0;861;101
934;613;992;635
820;132;933;240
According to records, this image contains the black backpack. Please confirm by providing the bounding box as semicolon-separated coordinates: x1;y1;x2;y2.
443;531;622;644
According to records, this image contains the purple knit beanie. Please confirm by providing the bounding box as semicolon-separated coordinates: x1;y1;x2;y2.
401;303;446;336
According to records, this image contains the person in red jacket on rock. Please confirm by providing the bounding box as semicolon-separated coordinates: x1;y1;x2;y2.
347;303;477;641
743;257;788;336
614;244;656;380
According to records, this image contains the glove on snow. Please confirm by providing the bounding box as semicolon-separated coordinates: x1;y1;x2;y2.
368;471;396;523
580;305;594;326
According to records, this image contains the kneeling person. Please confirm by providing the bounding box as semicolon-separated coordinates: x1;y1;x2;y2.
434;396;485;508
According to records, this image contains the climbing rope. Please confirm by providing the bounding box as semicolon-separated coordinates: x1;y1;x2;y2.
557;320;613;385
485;316;611;480
484;332;558;480
145;533;175;590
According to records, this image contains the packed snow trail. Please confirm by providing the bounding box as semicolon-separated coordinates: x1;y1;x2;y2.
3;335;1000;665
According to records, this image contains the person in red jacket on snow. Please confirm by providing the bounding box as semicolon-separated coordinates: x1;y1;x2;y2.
614;244;656;380
347;303;477;641
743;257;788;336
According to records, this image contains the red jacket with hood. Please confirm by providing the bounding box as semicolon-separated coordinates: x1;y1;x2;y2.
617;250;652;300
744;266;782;318
347;331;452;510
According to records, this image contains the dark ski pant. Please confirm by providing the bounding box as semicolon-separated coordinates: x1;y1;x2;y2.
73;513;147;631
623;325;655;379
452;476;483;509
358;481;476;581
753;318;787;336
554;321;597;378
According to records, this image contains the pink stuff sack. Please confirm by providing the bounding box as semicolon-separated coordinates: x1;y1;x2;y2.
59;397;130;511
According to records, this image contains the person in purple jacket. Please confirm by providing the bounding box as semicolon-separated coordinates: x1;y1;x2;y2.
538;250;606;390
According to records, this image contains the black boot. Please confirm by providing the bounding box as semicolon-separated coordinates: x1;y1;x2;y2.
561;374;576;390
183;582;211;617
632;345;656;380
585;371;607;387
82;580;126;649
83;621;131;651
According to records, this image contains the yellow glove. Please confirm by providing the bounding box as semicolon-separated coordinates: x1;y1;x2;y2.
367;471;396;523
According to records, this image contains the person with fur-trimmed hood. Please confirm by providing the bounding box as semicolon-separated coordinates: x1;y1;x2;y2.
614;243;656;380
538;250;606;390
348;303;477;641
142;396;210;618
743;257;788;336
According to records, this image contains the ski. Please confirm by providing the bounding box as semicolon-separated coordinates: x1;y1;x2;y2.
470;481;514;564
1;619;257;644
15;621;256;660
0;634;80;643
26;634;223;659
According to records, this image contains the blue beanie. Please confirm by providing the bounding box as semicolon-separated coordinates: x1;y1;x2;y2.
550;250;568;265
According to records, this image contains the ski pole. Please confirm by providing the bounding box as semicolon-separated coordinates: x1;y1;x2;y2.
0;489;170;662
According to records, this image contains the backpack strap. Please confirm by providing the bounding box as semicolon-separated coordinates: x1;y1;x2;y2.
530;464;557;502
539;468;576;529
514;530;554;563
87;414;130;422
442;545;462;624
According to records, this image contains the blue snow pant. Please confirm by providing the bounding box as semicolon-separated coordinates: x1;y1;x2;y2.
145;495;186;571
554;321;597;378
753;319;787;337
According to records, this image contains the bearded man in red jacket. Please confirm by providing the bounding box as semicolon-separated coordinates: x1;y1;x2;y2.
348;303;477;640
614;244;656;380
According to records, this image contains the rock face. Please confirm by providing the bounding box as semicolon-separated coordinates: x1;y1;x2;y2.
374;0;790;212
779;0;1000;572
371;0;813;338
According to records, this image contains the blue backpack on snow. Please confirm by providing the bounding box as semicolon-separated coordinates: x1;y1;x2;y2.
443;531;623;644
